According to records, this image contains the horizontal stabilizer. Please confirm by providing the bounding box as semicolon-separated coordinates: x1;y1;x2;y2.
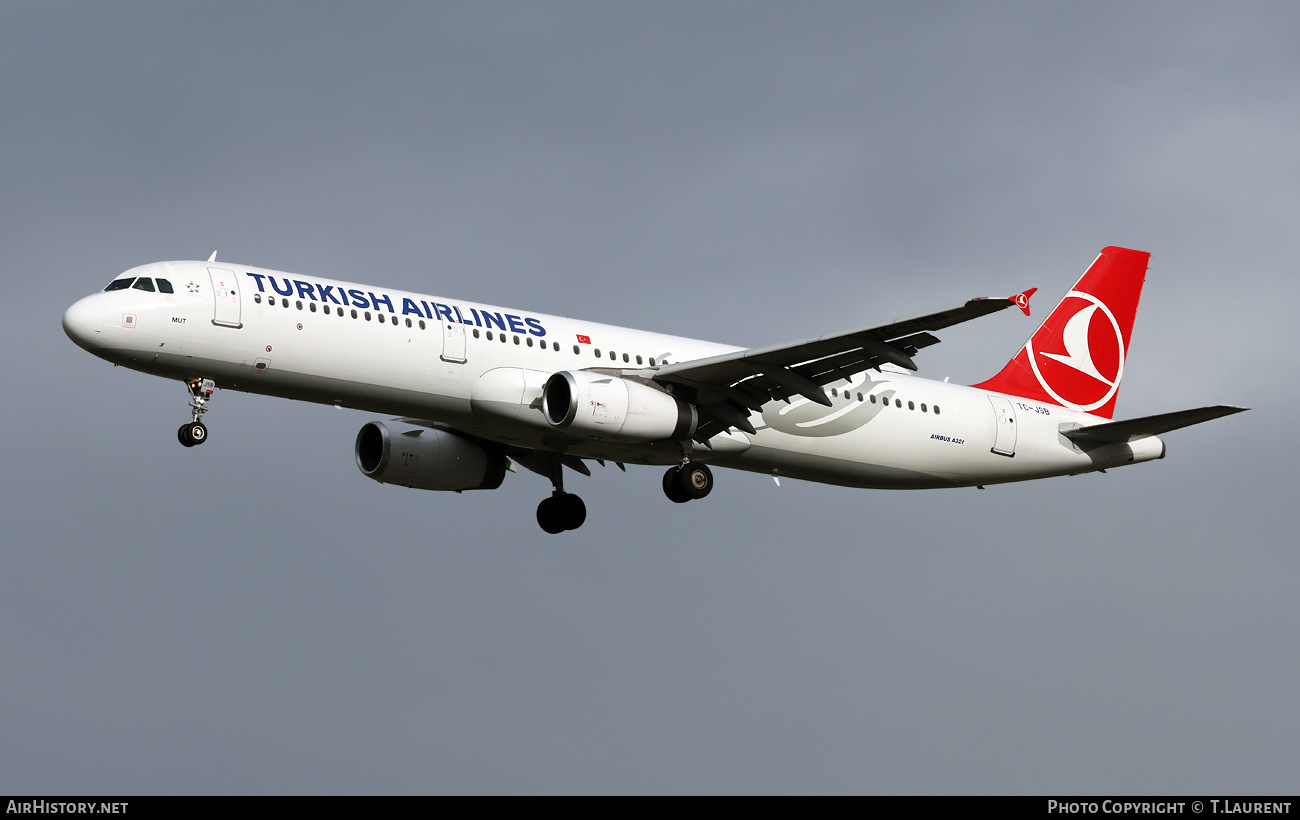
1061;405;1247;444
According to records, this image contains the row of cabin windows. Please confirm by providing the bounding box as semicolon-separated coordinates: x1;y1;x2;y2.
472;327;658;366
828;386;940;415
253;291;660;365
471;327;561;351
103;277;175;294
257;292;425;327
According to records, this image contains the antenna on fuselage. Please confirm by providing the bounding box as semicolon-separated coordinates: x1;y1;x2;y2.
208;251;218;262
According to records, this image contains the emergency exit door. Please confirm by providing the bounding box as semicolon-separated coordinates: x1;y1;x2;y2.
441;322;467;363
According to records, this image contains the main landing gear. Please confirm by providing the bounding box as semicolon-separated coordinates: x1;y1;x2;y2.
177;377;215;448
662;461;714;504
537;493;587;534
536;455;587;534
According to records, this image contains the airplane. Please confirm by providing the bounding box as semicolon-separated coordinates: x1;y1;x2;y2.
62;246;1244;533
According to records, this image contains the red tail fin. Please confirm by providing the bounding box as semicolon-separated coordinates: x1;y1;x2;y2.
973;247;1149;419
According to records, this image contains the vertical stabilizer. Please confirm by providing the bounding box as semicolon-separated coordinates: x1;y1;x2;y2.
973;246;1149;419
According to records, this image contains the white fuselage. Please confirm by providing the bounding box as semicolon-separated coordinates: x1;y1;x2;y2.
64;260;1164;489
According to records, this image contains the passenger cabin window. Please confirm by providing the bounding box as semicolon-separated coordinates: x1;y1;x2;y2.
132;278;155;292
103;278;134;291
254;293;262;304
156;279;174;294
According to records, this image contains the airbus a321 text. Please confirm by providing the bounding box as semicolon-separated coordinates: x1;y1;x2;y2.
63;246;1244;533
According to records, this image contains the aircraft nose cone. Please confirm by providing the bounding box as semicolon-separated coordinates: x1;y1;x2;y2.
63;294;105;350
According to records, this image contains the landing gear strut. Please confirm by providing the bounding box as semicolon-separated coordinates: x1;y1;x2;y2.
177;378;215;448
663;462;713;503
536;455;587;534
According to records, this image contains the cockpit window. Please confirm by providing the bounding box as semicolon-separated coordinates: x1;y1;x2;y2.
103;278;135;291
132;278;156;292
156;278;174;294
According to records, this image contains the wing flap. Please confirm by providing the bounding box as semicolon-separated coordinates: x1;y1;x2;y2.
1060;405;1247;444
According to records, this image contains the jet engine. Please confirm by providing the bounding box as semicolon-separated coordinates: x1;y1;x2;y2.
542;371;697;442
355;421;507;491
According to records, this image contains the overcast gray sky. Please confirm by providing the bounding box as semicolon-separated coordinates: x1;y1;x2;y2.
2;1;1297;794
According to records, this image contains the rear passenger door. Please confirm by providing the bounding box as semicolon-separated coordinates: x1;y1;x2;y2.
987;395;1017;456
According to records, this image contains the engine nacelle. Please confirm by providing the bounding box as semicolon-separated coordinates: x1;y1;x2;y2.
542;371;697;442
355;421;507;491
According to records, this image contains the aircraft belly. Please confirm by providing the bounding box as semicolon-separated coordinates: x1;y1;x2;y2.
719;444;955;488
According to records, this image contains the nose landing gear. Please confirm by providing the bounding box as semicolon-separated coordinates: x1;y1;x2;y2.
177;378;215;447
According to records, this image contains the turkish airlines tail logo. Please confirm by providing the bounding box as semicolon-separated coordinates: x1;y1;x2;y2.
973;246;1149;419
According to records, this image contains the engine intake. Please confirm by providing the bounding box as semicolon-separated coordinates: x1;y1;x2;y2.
542;371;696;442
355;421;507;491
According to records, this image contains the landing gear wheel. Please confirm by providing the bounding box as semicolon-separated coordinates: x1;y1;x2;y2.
556;493;587;530
537;493;586;534
178;421;208;447
663;467;691;503
664;463;714;502
679;462;714;500
537;497;566;534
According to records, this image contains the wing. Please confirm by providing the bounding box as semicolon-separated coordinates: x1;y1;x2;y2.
654;294;1029;440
